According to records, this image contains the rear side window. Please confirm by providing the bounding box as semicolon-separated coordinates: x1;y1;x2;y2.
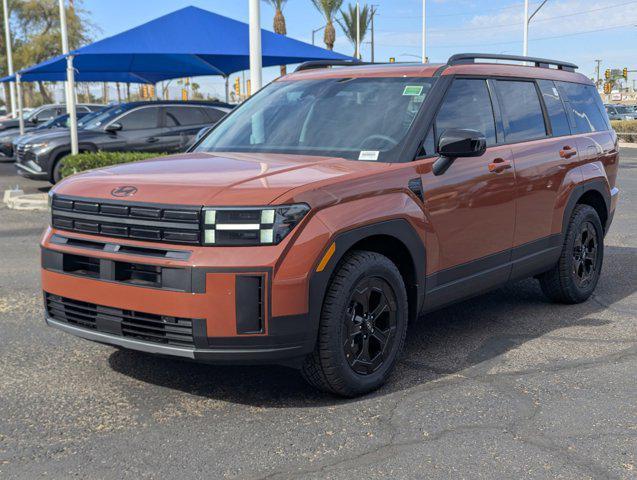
205;107;227;123
165;106;210;126
118;107;160;130
537;80;571;137
557;82;609;133
435;79;496;146
495;80;546;142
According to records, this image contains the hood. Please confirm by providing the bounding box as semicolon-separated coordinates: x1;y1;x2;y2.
53;151;390;206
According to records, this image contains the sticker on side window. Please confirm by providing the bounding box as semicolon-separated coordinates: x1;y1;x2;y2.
552;87;560;97
403;85;423;96
359;150;380;161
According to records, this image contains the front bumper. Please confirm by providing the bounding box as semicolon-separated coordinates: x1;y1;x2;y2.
46;316;307;364
15;154;48;179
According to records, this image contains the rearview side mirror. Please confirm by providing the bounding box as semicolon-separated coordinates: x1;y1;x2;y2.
433;129;487;176
105;122;122;133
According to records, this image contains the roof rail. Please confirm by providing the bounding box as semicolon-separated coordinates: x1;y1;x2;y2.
294;60;369;72
447;53;578;72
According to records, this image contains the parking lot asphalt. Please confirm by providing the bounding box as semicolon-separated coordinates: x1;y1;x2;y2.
0;151;635;479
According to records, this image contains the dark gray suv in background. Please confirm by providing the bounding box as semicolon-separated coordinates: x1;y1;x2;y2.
15;100;231;183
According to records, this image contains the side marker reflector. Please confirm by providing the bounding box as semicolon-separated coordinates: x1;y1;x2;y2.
316;243;336;272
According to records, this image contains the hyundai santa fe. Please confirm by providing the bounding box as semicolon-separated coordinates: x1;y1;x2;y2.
41;54;619;396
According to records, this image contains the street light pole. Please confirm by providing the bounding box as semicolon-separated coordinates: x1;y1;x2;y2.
2;0;17;117
59;0;78;155
355;1;360;60
523;0;550;56
249;0;262;92
311;25;325;45
421;0;427;63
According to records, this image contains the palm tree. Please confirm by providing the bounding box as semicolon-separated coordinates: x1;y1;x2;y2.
311;0;344;51
337;3;371;58
264;0;289;75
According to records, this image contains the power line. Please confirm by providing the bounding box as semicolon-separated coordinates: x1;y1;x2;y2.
374;22;637;49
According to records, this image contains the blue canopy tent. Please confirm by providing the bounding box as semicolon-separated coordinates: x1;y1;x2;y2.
2;5;351;142
9;6;351;85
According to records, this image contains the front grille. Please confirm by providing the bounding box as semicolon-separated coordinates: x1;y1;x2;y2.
51;195;202;245
15;144;32;163
46;293;199;347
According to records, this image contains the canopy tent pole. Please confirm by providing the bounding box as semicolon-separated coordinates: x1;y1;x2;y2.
249;0;262;92
66;55;78;154
15;72;23;135
224;76;229;103
2;0;17;117
59;0;78;155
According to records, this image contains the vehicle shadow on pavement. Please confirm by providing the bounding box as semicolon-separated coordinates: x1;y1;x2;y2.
108;245;636;407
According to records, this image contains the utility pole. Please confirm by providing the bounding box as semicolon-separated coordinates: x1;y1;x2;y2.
59;0;78;155
355;1;360;60
421;0;427;63
595;59;602;89
2;0;16;117
523;0;549;56
249;0;262;92
370;6;377;63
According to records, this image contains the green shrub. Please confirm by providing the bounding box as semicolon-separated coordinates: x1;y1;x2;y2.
60;151;168;178
610;119;637;143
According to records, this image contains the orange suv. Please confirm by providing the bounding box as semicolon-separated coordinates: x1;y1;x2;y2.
42;54;619;396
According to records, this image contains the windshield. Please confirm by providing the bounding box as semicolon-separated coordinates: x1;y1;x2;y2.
82;105;128;130
195;77;435;161
615;105;631;114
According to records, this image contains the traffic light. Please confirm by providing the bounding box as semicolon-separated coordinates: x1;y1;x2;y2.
181;88;188;101
148;85;155;98
604;82;612;94
389;57;395;63
140;85;148;99
234;77;240;96
623;67;628;79
605;69;611;80
247;79;251;96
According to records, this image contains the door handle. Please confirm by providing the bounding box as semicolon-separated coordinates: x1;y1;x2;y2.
488;158;512;173
146;137;159;143
559;145;577;159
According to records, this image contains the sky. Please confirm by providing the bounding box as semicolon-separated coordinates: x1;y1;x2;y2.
81;0;637;99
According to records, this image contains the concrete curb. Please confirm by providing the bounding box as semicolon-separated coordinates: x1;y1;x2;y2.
3;190;49;211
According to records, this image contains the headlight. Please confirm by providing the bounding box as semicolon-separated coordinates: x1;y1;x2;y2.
29;142;48;150
202;204;309;246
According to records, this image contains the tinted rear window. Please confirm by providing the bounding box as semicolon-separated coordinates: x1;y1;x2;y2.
537;80;571;137
496;80;547;142
435;78;496;146
165;106;210;126
557;82;609;133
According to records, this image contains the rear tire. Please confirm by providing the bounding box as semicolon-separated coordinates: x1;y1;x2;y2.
538;205;604;304
301;250;408;397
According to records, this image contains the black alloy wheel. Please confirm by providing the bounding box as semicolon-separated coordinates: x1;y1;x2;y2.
343;277;397;375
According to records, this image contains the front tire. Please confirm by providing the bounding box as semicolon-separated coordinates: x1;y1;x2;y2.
51;153;71;184
301;250;408;397
538;204;604;304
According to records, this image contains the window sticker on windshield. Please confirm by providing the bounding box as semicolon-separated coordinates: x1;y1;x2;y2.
552;87;559;97
359;150;380;161
403;85;423;96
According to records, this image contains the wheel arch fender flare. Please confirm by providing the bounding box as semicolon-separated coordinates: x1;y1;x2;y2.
561;178;611;237
306;219;426;351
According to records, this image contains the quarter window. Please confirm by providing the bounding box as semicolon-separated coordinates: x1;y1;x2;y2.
165;106;210;126
538;80;571;137
435;79;496;146
496;80;547;142
118;107;159;130
557;82;608;133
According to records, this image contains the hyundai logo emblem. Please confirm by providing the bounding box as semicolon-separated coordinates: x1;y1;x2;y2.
111;185;138;197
